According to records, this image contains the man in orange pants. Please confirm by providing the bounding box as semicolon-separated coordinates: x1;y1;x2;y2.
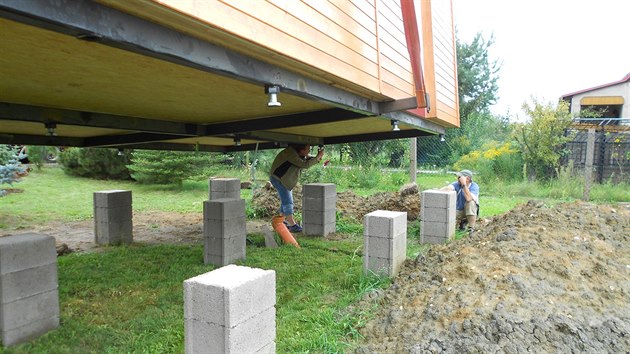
269;144;324;232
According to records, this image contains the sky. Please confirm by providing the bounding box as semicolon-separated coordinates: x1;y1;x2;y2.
452;0;629;121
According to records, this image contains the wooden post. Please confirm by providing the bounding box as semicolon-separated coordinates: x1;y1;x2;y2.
410;138;417;183
582;129;595;201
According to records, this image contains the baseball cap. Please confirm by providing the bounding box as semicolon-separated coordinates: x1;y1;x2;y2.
456;169;473;178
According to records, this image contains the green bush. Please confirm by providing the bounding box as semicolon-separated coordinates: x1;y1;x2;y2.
22;145;59;170
128;150;215;185
58;147;132;180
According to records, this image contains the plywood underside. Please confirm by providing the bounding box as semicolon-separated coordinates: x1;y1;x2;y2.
0;3;442;152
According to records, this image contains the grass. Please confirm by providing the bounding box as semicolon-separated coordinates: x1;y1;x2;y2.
1;166;628;352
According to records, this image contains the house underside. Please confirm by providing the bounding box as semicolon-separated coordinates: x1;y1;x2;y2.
0;1;451;153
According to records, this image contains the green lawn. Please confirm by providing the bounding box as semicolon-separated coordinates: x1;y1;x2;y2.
0;166;627;352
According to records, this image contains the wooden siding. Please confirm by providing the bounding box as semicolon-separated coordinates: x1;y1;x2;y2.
426;1;459;126
155;0;382;96
376;0;415;99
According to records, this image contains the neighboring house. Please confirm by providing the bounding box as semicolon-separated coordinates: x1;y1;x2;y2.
561;72;630;124
560;73;630;183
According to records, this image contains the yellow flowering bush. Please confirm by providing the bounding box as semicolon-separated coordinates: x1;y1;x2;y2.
454;141;522;182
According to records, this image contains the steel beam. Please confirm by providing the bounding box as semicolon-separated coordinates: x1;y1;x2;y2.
0;102;202;136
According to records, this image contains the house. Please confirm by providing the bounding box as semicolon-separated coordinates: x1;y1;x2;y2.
561;72;630;125
559;73;630;183
0;0;459;152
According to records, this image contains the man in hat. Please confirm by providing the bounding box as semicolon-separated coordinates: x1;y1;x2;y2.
441;169;479;232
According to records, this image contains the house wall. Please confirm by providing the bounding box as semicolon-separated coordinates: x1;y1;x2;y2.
568;81;630;120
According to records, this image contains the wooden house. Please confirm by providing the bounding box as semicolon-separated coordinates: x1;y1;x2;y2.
0;0;459;152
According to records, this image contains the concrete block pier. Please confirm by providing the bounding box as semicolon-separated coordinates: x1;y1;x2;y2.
0;233;59;347
184;265;276;354
363;210;407;277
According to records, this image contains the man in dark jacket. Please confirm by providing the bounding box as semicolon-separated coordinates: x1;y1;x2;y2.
269;144;324;232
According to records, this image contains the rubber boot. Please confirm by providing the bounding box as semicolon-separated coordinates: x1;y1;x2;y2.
271;215;300;248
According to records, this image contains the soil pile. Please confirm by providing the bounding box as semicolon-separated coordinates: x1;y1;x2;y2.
251;182;420;221
354;201;630;353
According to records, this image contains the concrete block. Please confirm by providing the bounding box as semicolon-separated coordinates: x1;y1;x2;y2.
302;196;336;212
421;190;456;209
204;251;246;267
93;190;132;208
0;289;59;331
209;178;241;200
421;206;456;223
203;199;246;221
204;236;246;257
421;234;450;245
94;204;133;221
1;315;59;347
184;306;275;354
94;215;133;245
211;191;241;200
302;210;335;225
183;265;276;327
256;341;276;354
0;263;57;303
303;222;336;236
0;234;56;274
302;183;336;198
363;255;404;277
204;216;247;239
363;210;407;238
421;220;456;238
364;233;407;260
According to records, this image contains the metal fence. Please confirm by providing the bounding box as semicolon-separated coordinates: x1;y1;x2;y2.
561;118;630;184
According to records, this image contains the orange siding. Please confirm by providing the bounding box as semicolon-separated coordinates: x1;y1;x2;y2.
157;0;381;93
425;0;459;126
377;0;415;99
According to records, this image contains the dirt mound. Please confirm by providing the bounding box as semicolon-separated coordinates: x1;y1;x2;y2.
353;201;630;353
251;182;420;221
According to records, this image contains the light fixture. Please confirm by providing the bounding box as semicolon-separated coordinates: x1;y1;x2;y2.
265;84;282;107
234;135;241;147
440;134;446;142
117;148;124;156
391;120;400;131
45;122;57;136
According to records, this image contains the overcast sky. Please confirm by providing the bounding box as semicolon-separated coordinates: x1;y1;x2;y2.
452;0;629;120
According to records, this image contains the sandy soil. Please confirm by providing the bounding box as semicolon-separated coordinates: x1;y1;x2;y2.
2;186;628;352
352;200;630;353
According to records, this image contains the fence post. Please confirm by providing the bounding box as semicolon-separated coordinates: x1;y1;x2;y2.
597;129;606;183
582;128;595;201
410;138;417;183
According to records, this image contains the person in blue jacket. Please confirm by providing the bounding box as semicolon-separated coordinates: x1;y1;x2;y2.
441;169;479;232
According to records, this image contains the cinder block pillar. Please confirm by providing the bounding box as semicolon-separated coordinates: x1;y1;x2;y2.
209;178;241;200
363;210;407;277
184;265;276;354
0;234;59;347
302;183;336;236
94;190;132;245
420;190;456;244
203;198;246;266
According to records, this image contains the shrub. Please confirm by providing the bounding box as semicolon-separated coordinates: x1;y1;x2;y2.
128;150;215;185
22;146;59;170
454;141;522;182
58;147;132;180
